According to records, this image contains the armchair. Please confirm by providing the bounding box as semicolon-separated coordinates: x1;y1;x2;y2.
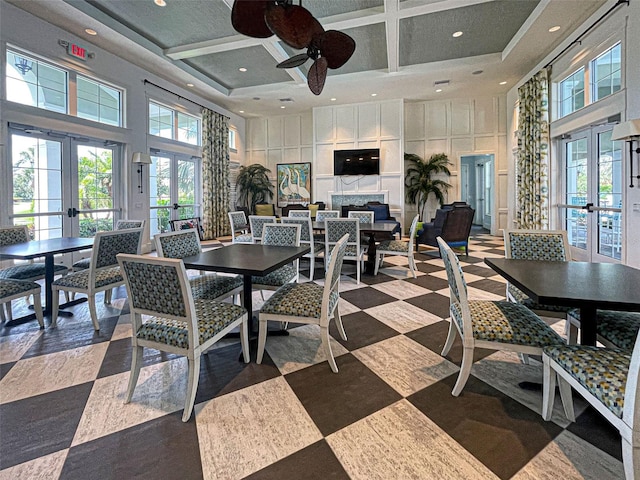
416;204;474;255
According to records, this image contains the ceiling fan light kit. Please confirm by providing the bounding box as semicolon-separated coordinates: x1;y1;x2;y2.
231;0;356;95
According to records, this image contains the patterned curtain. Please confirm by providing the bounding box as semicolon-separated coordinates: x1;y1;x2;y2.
516;68;550;229
201;108;230;240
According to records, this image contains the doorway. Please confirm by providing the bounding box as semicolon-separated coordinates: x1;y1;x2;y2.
460;153;494;230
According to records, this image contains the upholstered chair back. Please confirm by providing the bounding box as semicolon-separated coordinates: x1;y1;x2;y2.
289;210;311;218
261;224;301;247
282;217;312;243
0;226;29;246
325;234;349;309
249;215;277;242
326;218;359;244
155;229;202;259
316;211;340;222
116;220;145;230
347;211;374;224
92;228;143;270
504;229;571;262
228;211;248;231
437;236;470;334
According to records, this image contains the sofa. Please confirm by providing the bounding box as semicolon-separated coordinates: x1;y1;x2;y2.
340;201;401;238
416;203;475;255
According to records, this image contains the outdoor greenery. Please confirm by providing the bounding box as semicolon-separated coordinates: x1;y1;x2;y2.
236;163;274;214
404;152;452;221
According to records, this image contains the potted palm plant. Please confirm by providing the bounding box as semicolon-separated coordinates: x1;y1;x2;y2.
404;153;452;221
236;164;275;214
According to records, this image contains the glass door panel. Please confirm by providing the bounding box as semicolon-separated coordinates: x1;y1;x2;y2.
149;155;172;236
177;159;197;219
564;137;588;253
595;130;622;260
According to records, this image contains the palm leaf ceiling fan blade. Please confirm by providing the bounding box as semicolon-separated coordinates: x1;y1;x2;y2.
276;53;309;69
308;57;328;95
265;4;324;49
320;30;356;69
231;0;274;38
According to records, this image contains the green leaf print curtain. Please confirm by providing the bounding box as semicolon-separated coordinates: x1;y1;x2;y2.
516;68;550;229
201;108;230;240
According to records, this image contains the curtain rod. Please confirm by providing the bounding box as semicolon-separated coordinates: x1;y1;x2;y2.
544;0;628;69
143;79;207;110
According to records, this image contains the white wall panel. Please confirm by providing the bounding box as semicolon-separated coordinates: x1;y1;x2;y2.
474;135;495;151
426;102;448;138
250;119;267;149
251;150;266;165
268;117;282;148
358;103;379;140
284;116;301;146
451;100;471;136
404;103;425;140
450;137;474;164
425;139;448;155
267;149;282;173
315;144;334;175
381;100;402;139
315;108;334;143
380;139;401;173
301;146;313;163
283;147;300;164
336;106;356;141
405;140;425;156
301;111;313;145
473;97;495;135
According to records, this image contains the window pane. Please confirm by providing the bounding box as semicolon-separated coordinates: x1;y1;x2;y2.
592;43;621;102
149;102;174;139
177;112;200;145
559;68;585;118
77;76;121;126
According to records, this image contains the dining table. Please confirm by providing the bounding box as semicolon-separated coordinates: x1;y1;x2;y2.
182;243;310;335
312;221;399;274
0;237;94;325
484;258;640;346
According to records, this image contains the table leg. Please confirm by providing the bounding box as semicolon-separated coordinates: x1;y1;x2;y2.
364;234;377;275
44;254;54;315
243;274;253;332
579;305;597;346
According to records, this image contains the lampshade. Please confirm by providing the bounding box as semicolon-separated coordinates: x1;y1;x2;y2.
612;119;640;140
131;152;152;164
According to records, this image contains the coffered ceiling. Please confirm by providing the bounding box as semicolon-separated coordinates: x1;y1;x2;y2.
6;0;608;116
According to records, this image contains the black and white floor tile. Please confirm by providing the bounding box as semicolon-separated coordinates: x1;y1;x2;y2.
0;229;625;479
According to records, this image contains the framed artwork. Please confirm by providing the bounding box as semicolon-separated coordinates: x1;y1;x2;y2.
276;163;312;207
169;217;204;241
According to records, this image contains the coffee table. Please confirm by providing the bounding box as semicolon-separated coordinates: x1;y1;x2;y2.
485;258;640;346
0;237;94;325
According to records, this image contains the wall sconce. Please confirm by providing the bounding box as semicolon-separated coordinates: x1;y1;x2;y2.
612;119;640;188
132;152;152;193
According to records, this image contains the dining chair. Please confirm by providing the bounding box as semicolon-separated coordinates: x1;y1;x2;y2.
374;214;419;278
315;210;340;222
282;217;324;280
51;228;143;330
248;215;277;243
503;229;576;343
257;233;349;372
567;308;640;351
0;225;69;320
228;211;253;244
0;279;44;328
155;229;243;303
542;331;640;479
117;254;249;422
347;211;374;224
251;223;301;299
288;210;311;218
437;237;565;396
325;218;364;284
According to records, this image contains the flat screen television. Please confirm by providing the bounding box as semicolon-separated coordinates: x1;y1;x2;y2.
333;149;380;176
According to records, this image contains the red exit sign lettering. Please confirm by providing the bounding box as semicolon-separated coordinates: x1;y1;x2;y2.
68;43;87;60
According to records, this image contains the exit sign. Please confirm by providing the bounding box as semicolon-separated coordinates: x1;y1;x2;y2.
67;43;87;61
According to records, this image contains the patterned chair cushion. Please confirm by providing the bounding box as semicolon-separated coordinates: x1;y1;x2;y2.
568;308;640;351
544;344;629;418
0;263;68;281
158;232;201;259
0;279;40;300
261;282;339;318
0;226;29;246
136;301;246;349
116;221;144;229
377;239;409;253
507;284;572;313
343;245;363;257
508;233;568;261
53;266;122;289
234;233;253;243
189;274;243;301
450;300;564;347
72;258;91;271
252;264;297;286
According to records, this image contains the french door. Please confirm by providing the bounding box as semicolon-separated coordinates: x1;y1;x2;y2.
149;151;200;237
560;125;623;262
9;128;122;262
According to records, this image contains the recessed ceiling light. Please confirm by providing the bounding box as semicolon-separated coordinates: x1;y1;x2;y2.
154;0;166;6
549;25;561;32
330;98;336;101
239;110;244;113
280;106;286;109
499;81;507;85
85;28;97;36
238;67;247;72
453;31;463;38
371;93;377;97
436;89;442;93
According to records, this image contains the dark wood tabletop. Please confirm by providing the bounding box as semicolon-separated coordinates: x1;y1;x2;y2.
311;221;398;235
484;258;640;345
0;237;94;259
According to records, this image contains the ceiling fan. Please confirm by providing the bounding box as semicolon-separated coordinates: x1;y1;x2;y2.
231;0;356;95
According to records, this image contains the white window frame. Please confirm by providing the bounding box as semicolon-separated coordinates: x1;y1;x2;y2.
148;100;201;146
5;47;125;127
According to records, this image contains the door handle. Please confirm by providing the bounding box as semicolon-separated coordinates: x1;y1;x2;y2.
583;203;594;213
173;203;180;210
67;207;79;217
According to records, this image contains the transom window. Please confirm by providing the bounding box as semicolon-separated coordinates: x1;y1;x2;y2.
149;101;200;146
557;42;622;119
5;49;124;127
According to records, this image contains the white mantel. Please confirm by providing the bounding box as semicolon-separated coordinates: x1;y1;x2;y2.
329;191;389;210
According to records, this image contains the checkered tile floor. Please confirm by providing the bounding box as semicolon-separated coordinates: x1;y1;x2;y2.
0;229;624;479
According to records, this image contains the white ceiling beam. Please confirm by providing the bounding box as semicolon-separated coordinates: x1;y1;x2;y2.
502;0;551;61
384;0;400;73
165;35;263;60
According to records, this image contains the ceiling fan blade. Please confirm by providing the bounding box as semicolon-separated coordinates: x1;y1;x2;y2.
265;4;324;49
308;57;328;95
231;0;273;38
321;30;356;69
276;53;309;69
